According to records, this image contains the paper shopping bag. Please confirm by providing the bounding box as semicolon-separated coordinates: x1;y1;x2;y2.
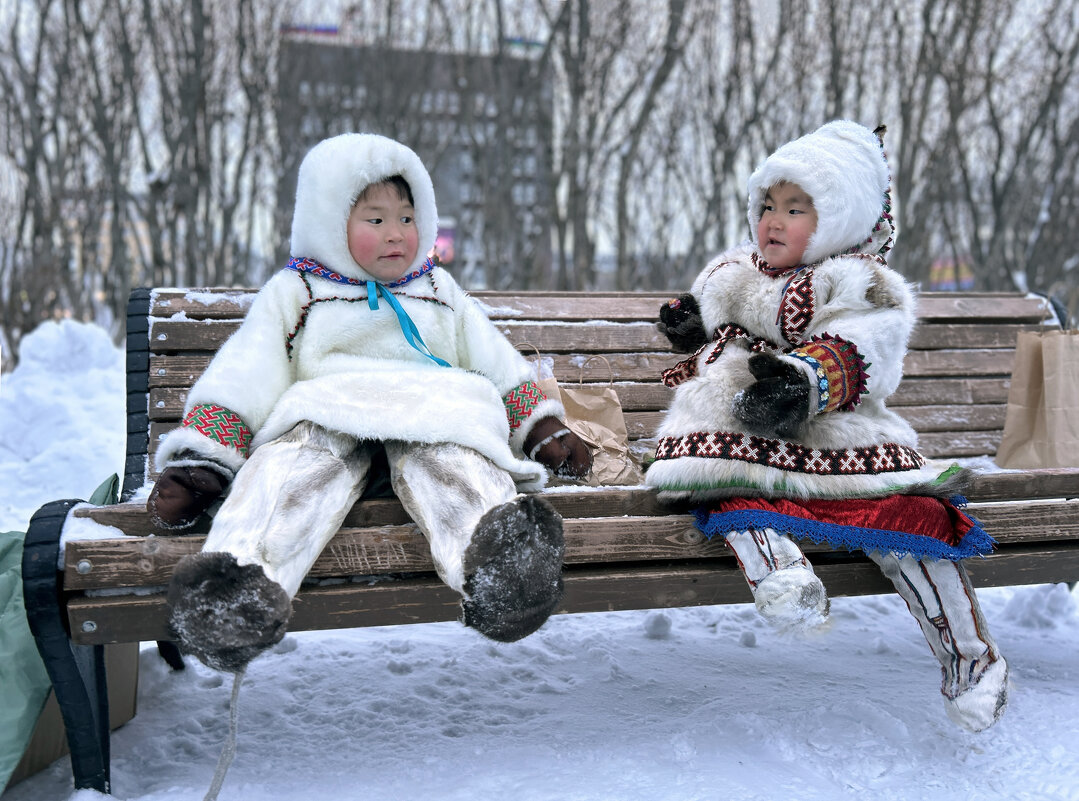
995;329;1079;468
519;348;644;486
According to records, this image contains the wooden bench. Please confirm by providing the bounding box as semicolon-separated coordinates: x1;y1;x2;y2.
22;287;1079;793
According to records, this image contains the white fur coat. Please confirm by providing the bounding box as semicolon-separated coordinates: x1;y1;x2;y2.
157;134;562;490
646;121;940;501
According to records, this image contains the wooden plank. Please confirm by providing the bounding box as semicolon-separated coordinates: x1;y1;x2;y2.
149;289;1050;325
889;377;1008;407
146;353;1010;411
968;468;1079;502
64;515;715;590
913;293;1052;324
146;347;1018;390
902;348;1014;377
894;404;1006;433
907;323;1041;350
916;430;1002;458
64;498;1079;591
65;541;1079;645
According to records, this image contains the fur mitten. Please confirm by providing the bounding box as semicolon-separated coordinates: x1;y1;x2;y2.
524;416;593;478
148;466;228;529
657;294;707;353
732;352;810;438
167;552;291;673
461;496;565;642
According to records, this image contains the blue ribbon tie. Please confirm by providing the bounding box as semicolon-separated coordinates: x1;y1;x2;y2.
366;281;451;367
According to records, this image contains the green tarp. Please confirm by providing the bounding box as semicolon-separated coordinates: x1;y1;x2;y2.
0;527;51;790
0;474;119;790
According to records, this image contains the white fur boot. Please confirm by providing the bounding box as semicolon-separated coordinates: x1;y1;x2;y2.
869;551;1008;732
725;528;829;631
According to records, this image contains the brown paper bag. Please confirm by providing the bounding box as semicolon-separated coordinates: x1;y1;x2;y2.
520;348;644;486
995;329;1079;468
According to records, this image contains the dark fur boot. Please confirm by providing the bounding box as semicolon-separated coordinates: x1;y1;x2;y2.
167;552;292;673
461;496;565;643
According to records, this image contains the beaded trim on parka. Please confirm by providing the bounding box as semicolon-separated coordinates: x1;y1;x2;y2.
653;432;924;476
504;380;548;431
181;404;254;456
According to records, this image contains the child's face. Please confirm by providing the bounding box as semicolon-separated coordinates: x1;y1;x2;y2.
757;182;818;270
347;182;420;281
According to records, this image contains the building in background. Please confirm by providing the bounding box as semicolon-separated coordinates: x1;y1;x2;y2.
276;28;553;288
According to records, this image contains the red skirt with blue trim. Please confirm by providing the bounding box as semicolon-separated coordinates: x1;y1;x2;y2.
695;494;994;561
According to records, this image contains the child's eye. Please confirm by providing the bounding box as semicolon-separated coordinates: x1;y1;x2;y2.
789;208;804;215
400;216;414;225
762;204;775;213
366;218;383;225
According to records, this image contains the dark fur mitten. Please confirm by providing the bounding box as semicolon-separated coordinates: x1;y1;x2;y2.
657;294;707;353
732;352;811;438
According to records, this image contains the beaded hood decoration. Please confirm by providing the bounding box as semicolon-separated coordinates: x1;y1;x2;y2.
747;120;895;266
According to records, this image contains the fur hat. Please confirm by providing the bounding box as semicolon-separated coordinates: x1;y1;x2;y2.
289;133;438;281
747;120;891;265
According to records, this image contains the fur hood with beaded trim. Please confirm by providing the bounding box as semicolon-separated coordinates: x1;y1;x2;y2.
290;133;438;282
747;120;894;266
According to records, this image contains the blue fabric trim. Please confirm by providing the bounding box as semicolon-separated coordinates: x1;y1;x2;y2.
366;281;451;367
693;500;995;562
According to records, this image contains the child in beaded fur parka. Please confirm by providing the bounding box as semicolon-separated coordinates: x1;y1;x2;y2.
647;120;1008;732
148;133;590;672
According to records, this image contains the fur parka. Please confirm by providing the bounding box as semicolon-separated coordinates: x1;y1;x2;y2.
156;133;562;489
646;121;943;501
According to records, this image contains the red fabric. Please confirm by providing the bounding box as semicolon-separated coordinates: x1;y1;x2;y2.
708;494;977;546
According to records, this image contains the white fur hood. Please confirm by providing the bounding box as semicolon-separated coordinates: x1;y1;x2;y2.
289;133;438;281
747;120;892;265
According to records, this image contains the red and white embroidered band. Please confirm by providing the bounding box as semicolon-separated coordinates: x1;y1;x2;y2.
181;404;254;456
653;430;924;475
504;381;547;431
788;334;868;412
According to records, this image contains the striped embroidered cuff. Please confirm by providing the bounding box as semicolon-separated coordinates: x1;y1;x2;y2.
788;335;868;413
504;381;547;431
181;404;254;456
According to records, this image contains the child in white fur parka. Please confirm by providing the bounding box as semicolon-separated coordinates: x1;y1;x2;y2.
148;133;590;672
648;121;1008;731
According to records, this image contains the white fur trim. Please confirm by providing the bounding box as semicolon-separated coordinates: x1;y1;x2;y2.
154;425;247;479
747;120;888;265
507;397;566;455
290;133;438;281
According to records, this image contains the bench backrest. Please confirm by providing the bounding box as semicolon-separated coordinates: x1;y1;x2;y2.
124;288;1058;499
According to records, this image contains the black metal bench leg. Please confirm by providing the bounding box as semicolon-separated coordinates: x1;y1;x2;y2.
22;499;111;794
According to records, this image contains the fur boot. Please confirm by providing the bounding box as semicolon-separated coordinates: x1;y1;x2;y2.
460;495;565;642
726;528;830;631
869;551;1008;731
167;552;292;673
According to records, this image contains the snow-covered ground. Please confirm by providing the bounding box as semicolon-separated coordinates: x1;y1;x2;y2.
2;320;1077;801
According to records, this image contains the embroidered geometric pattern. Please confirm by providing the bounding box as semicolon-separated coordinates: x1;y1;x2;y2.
789;334;868;412
777;268;815;344
181;404;253;456
788;351;830;412
285;256;436;288
504;380;547;430
752;251;806;277
662;343;708;387
662;324;773;388
653;430;924;475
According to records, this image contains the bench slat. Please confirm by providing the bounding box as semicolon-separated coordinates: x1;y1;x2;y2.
146;315;1040;357
63;540;1079;645
149;289;1053;324
64;498;1079;591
